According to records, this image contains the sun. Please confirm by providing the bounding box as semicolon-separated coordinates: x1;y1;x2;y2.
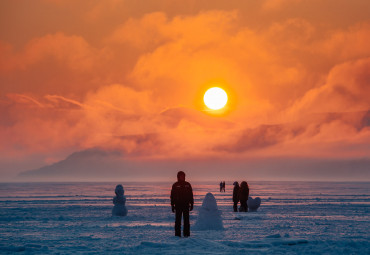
203;87;228;110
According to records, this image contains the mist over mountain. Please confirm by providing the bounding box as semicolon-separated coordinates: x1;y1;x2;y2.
18;148;370;182
15;110;370;182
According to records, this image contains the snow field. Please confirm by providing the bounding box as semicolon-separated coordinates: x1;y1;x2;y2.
0;182;369;254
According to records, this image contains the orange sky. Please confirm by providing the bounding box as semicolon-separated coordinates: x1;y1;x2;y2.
0;0;369;180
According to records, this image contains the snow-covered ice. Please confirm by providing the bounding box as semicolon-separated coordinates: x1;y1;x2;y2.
0;181;369;254
112;184;127;216
194;192;223;230
248;196;261;212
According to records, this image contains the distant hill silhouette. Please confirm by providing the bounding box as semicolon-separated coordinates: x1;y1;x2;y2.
18;148;370;182
18;110;370;181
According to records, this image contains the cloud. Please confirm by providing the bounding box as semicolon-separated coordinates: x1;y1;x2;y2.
1;4;370;173
44;95;86;109
262;0;303;11
85;0;126;22
160;107;235;129
6;93;44;107
216;124;287;152
1;33;97;72
318;23;370;61
289;57;370;115
215;110;370;159
0;32;112;96
107;12;169;50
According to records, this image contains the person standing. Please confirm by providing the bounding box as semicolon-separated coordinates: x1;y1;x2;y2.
171;171;194;237
219;181;223;192
239;181;249;212
232;181;240;212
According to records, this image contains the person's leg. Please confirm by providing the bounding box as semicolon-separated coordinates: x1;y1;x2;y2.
233;202;238;212
243;200;248;212
183;209;190;237
175;208;182;237
239;200;246;212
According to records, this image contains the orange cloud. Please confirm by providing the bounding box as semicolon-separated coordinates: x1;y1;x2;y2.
318;23;370;61
6;93;44;107
262;0;303;11
289;57;370;115
0;33;98;72
0;2;369;176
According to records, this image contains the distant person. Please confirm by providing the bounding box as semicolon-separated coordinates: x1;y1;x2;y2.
239;181;249;212
171;171;194;237
220;181;223;192
222;181;226;192
232;181;240;212
112;184;127;216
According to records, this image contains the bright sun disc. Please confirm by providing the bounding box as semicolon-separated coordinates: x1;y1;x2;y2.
203;87;228;110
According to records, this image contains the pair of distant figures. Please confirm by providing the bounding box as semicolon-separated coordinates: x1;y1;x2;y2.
112;172;261;237
219;181;226;192
233;181;261;212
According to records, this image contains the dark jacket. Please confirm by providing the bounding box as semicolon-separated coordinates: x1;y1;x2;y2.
239;181;249;202
233;183;240;202
171;181;194;208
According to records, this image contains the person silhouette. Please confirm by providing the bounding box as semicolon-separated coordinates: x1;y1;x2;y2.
171;171;194;237
232;181;240;212
239;181;249;212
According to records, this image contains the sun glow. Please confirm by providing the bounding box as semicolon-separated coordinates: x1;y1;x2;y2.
203;87;228;110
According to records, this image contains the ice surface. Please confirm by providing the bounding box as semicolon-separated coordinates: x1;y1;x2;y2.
194;192;223;230
248;196;261;212
0;181;369;254
112;184;127;216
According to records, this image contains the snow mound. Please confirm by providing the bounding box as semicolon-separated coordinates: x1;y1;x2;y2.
112;184;127;216
247;196;261;212
194;193;223;230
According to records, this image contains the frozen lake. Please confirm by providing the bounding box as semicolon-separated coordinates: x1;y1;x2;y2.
0;181;369;254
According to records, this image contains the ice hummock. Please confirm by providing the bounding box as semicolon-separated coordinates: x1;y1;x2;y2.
194;192;223;230
247;196;261;212
112;184;127;216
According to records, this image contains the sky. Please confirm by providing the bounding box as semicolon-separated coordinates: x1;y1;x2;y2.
0;0;369;181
